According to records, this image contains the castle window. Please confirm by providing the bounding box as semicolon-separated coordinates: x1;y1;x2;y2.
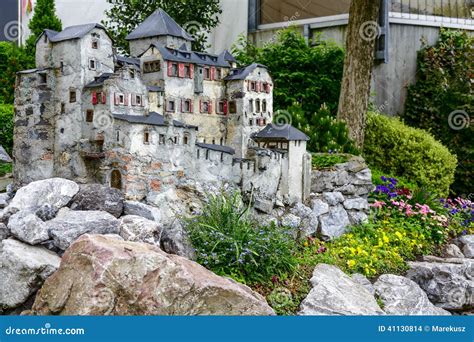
118;94;125;105
250;82;256;91
201;101;210;113
249;99;254;112
249;119;253;126
144;61;160;73
92;40;99;49
61;103;65;113
143;130;150;144
204;67;210;80
217;101;225;114
136;95;142;106
86;110;94;123
116;130;120;142
89;58;96;70
262;100;267;112
171;63;178;76
39;73;47;84
159;134;165;145
183;99;192;113
184;65;191;78
174;136;178;144
216;68;222;80
167;100;175;112
183;134;189;145
255;99;261;112
229;101;237;114
69;90;77;103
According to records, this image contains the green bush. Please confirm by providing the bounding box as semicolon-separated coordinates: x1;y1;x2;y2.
185;191;297;284
363;112;457;197
402;29;473;195
312;153;349;169
0;103;14;155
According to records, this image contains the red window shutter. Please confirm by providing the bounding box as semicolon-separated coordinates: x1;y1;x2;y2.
189;64;194;79
208;101;212;114
199;99;203;113
124;94;129;106
223;100;228;115
178;63;185;78
101;92;106;104
190;99;194;112
167;62;173;77
92;91;97;105
114;93;119;105
210;67;216;80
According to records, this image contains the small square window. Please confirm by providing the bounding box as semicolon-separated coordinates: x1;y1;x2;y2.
202;101;209;113
39;73;47;84
184;100;191;112
216;68;222;80
250;82;256;91
144;130;150;144
184;65;191;78
204;67;210;80
86;110;94;123
184;135;189;145
92;40;99;49
167;100;175;112
218;101;224;113
229;101;237;114
171;63;178;76
159;134;165;145
119;94;125;105
69;90;77;103
89;59;96;70
249;119;253;125
136;95;142;106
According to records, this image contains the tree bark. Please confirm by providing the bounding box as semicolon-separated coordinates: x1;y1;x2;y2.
337;0;381;148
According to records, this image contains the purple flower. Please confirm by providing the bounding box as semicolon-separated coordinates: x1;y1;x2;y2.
381;176;388;182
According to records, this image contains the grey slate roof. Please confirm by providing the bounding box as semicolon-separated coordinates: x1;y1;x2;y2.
0;145;12;163
196;143;235;155
252;124;310;142
113;112;197;129
224;63;268;81
116;55;140;67
35;29;59;44
222;50;237;63
49;23;107;43
147;85;163;92
84;73;114;88
125;9;194;41
149;44;231;67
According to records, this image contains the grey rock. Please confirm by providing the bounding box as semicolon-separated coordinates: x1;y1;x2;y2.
35;203;58;221
323;192;344;206
335;184;357;195
0;223;9;241
0;193;10;209
311;198;329;217
281;213;301;229
160;221;196;260
458;235;474;259
351;273;375;295
298;264;384;315
123;200;161;221
334;171;349;186
444;244;465;259
343;198;369;211
374;274;451;315
353;169;373;185
348;210;369;225
406;260;474;310
8;211;49;245
47;208;120;250
319;205;350;240
0;238;61;309
253;198;274;214
119;215;161;244
5;178;79;215
70;184;124;218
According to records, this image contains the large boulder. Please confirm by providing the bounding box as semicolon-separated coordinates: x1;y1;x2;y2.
0;238;61;310
119;215;160;244
70;184;124;218
457;235;474;258
5;178;79;216
318;205;350;240
31;234;275;316
0;222;10;241
8;211;49;245
0;193;10;209
47;208;120;250
298;264;384;315
406;259;473;311
374;274;450;315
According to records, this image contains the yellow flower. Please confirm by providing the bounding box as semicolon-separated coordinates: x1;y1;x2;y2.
383;234;390;244
347;260;356;268
395;231;403;240
303;241;309;247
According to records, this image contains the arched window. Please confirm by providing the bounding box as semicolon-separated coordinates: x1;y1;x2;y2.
110;170;122;190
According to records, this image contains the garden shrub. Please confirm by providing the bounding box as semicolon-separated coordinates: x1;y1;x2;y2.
402;29;473;195
186;191;297;284
312;153;349;169
0;103;14;155
364;112;457;197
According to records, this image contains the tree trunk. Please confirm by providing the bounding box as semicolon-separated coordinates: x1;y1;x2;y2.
337;0;381;148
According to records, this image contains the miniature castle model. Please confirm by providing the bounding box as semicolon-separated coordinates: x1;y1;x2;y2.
14;9;311;207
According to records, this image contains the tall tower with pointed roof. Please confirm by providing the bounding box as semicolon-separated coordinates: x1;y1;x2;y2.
126;9;194;57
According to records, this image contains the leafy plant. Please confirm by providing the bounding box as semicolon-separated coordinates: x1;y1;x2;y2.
186;191;297;284
0;163;12;177
312;153;349;169
103;0;222;53
0;103;14;155
364;112;457;197
25;0;62;52
402;29;473;195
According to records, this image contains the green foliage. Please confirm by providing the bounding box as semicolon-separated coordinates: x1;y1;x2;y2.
103;0;222;53
312;153;349;169
0;164;12;177
185;191;297;284
364;112;457;197
0;104;14;155
288;104;359;154
232;29;345;115
25;0;62;51
402;29;473;195
0;43;34;104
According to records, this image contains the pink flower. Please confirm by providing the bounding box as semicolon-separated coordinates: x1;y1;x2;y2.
371;201;386;209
